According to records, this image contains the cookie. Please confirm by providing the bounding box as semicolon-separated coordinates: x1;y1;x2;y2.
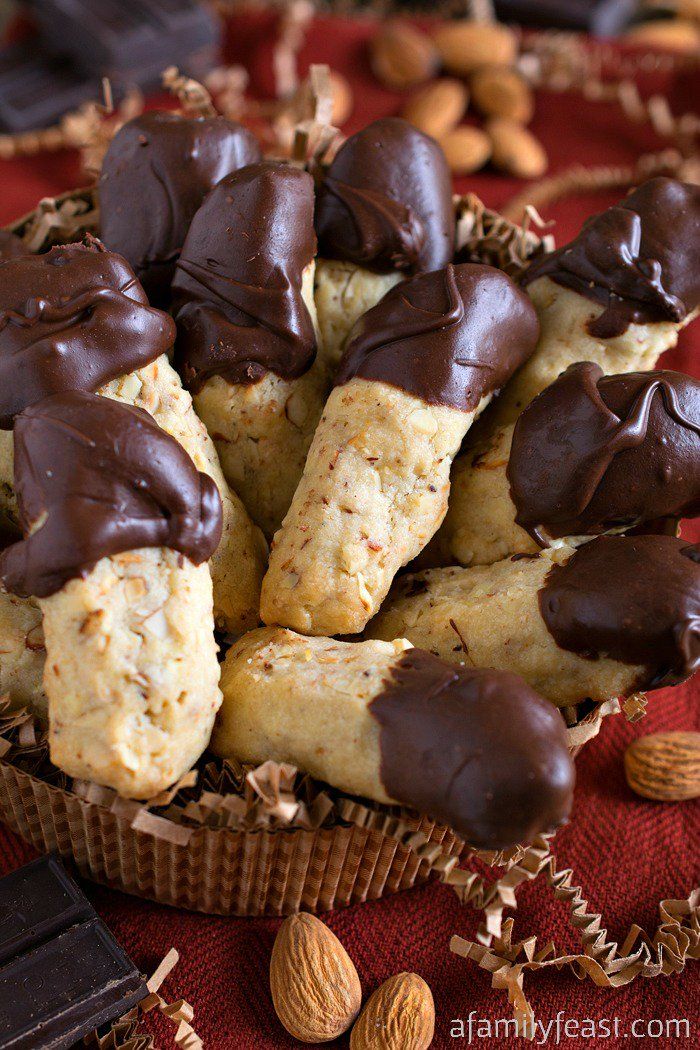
213;627;574;849
0;589;46;719
173;162;329;538
261;264;539;635
0;392;223;798
439;364;700;566
368;535;700;707
314;259;403;372
313;118;455;367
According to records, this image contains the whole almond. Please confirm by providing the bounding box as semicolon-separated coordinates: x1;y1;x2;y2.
351;972;435;1049
371;21;438;89
433;20;517;77
270;913;362;1043
439;125;491;174
487;118;548;178
471;65;534;123
624;19;700;53
624;731;700;801
402;78;469;139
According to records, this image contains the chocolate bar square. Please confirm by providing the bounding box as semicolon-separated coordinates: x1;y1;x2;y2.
0;856;147;1050
29;0;219;84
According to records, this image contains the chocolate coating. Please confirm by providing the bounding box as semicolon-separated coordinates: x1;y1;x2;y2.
335;263;540;412
0;391;222;598
314;117;455;274
369;648;574;848
99;111;262;304
0;229;28;260
172;162;317;389
522;178;700;337
508;363;700;542
0;240;175;429
539;535;700;688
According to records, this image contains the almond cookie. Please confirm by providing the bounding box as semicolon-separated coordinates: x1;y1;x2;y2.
261;263;539;636
173;162;329;539
313;118;455;369
368;535;700;707
0;392;223;798
213;627;574;849
440;364;700;566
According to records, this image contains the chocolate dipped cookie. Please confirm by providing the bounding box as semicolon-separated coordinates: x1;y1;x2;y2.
0;392;223;798
261;263;539;635
436;363;700;566
313;118;455;369
213;628;574;849
173;162;329;538
368;535;700;707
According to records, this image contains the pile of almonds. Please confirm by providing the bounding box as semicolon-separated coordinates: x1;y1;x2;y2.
371;18;548;179
270;912;435;1047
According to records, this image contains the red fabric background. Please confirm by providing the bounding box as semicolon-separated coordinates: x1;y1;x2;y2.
0;11;698;1048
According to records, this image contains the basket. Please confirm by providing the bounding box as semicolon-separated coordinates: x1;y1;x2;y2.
0;186;610;916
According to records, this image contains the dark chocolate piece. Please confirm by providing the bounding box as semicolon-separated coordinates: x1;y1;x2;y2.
0;855;93;968
539;535;700;688
0;240;175;430
0;855;146;1050
493;0;636;36
369;648;574;848
315;117;455;275
99;111;262;305
29;0;218;86
0;391;222;598
0;230;29;262
335;263;540;412
522;178;700;338
0;44;99;134
173;162;317;390
508;363;700;542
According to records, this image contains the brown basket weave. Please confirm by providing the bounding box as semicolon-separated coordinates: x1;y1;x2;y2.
0;186;607;915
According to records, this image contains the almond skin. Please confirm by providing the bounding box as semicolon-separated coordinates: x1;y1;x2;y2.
624;731;700;802
433;21;517;77
439;125;491;174
351;972;435;1049
371;21;439;89
487;118;548;178
402;78;469;139
270;913;362;1043
471;65;534;124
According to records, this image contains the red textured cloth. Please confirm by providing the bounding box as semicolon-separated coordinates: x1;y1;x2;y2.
0;12;698;1048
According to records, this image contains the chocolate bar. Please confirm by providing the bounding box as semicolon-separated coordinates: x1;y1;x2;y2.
494;0;637;36
0;44;99;133
0;855;147;1049
29;0;219;84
